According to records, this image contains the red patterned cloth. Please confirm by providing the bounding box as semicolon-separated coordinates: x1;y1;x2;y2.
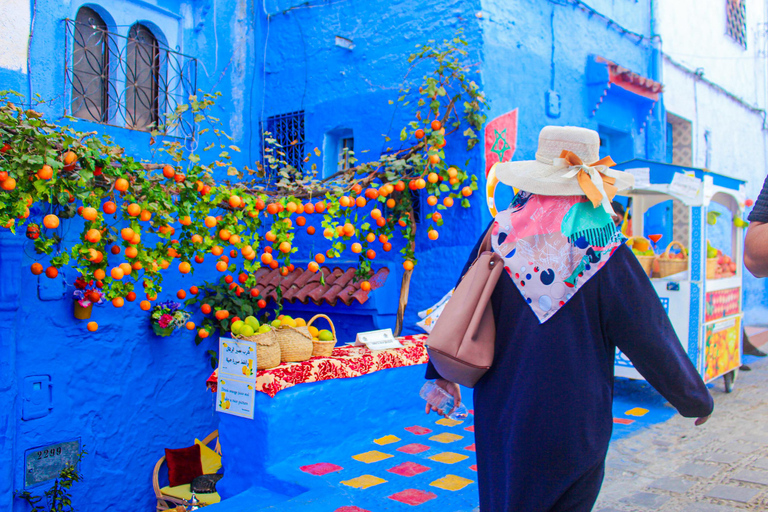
206;334;428;398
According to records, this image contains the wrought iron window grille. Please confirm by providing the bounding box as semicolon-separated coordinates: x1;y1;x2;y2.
260;111;306;183
726;0;747;49
64;18;198;138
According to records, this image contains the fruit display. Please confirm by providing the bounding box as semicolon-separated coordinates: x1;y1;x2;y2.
231;315;273;337
628;237;655;258
706;240;737;279
704;319;740;381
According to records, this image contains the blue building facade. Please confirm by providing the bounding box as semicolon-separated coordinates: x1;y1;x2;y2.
1;0;668;509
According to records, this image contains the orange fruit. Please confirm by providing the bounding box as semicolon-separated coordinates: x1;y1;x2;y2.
323;228;334;238
296;216;307;226
266;203;279;215
428;154;440;165
63;150;77;167
339;196;351;208
94;269;106;280
343;223;355;236
304;203;315;214
177;289;187;299
198;329;210;339
360;281;371;291
286;202;297;213
31;263;43;275
225;275;234;284
162;165;175;178
43;214;60;229
174;173;185;183
260;253;273;265
447;167;458;178
140;300;151;311
216;261;227;272
415;129;425;139
431;120;442;131
126;291;137;302
383;242;392;252
112;297;124;308
278;241;291;253
103;201;117;214
315;253;325;264
87;321;98;332
179;216;192;226
179;261;191;274
119;262;132;275
131;261;142;271
378;234;388;243
308;261;319;273
123;246;137;258
265;231;277;242
140;210;152;222
351;243;363;253
186;321;196;330
37;165;53;180
45;266;58;278
110;267;124;280
366;233;376;243
190;286;199;295
386;198;396;208
315;202;326;213
229;234;241;245
427;172;439;183
1;177;16;190
461;186;472;197
366;249;376;260
428;229;439;240
191;234;203;244
121;228;135;241
114;178;129;192
201;304;212;314
403;260;415;271
211;245;223;256
219;229;231;241
229;195;242;208
371;208;382;219
81;207;98;221
204;216;217;228
356;197;366;208
307;226;316;235
443;197;454;207
126;204;141;217
215;310;230;320
85;228;101;243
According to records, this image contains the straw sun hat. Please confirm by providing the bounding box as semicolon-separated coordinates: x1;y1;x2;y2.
493;126;635;214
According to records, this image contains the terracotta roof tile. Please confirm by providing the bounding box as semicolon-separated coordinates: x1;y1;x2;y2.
253;266;389;306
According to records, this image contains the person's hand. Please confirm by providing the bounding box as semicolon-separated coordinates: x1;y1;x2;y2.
425;379;461;417
695;415;710;426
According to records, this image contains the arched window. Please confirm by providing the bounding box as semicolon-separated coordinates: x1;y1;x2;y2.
71;6;109;123
126;23;159;131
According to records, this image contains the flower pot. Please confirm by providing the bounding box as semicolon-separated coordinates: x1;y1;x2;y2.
152;323;176;337
74;303;93;320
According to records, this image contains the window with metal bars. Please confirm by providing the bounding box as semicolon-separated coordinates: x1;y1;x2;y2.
262;111;306;175
726;0;747;49
65;17;197;137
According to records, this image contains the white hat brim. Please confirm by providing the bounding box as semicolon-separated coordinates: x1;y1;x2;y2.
494;160;635;196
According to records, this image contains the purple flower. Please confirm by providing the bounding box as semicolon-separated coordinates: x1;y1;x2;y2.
158;314;173;328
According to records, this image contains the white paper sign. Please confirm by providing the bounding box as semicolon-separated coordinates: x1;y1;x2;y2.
669;172;702;200
625;167;650;188
354;328;402;351
219;337;257;381
216;376;256;419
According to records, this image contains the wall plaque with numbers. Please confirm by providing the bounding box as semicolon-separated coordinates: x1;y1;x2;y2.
25;439;81;488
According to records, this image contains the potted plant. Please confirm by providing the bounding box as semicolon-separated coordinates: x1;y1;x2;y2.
73;277;104;319
150;300;191;337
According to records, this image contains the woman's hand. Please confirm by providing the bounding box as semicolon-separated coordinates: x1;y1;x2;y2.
425;379;462;417
695;415;710;426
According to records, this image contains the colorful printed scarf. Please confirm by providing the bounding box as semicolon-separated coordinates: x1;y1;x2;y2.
491;191;625;323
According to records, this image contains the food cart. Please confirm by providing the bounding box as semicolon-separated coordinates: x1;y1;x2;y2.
612;159;748;392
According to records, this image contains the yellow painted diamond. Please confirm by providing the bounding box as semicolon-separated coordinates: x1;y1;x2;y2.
352;451;394;464
429;452;469;464
436;418;464;427
429;433;463;444
374;435;401;446
625;407;649;417
430;474;474;491
341;475;387;489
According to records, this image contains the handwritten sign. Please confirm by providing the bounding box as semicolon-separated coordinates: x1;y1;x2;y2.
669;172;702;200
625;167;650;189
355;328;402;351
219;337;256;380
25;439;81;488
216;377;256;419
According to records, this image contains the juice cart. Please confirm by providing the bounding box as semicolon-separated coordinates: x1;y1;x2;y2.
612;159;747;392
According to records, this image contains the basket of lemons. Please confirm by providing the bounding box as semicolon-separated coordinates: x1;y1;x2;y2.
626;236;656;277
271;315;314;362
231;315;280;370
307;314;337;358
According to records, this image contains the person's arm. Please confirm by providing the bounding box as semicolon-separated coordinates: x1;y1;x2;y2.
745;222;768;277
601;245;714;422
745;176;768;277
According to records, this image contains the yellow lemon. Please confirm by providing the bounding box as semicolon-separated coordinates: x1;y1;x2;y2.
282;317;297;328
318;329;334;342
308;326;319;337
294;317;306;327
224;401;231;409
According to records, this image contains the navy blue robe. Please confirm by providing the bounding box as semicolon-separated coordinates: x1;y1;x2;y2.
426;235;714;512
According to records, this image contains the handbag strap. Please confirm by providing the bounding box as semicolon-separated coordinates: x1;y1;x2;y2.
478;225;494;253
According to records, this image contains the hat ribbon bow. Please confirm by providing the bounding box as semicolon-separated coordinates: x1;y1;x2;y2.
554;150;618;215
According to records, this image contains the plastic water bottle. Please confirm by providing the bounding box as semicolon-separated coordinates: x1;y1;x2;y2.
420;381;469;420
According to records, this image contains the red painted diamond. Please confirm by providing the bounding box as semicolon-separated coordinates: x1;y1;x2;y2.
388;489;438;506
397;443;430;455
404;426;432;435
387;461;431;477
300;462;344;476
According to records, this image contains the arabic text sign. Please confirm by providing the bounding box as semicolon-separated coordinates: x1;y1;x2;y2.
219;337;257;381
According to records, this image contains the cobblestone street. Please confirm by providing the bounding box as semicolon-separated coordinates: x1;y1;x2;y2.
597;344;768;511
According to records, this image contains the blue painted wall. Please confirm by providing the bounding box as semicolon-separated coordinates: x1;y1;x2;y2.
1;0;262;510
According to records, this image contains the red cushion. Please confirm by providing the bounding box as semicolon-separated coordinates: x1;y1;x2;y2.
165;444;203;487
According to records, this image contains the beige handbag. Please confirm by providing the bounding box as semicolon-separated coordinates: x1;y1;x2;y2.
425;228;503;388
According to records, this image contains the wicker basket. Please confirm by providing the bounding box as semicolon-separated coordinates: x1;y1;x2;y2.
654;241;689;278
274;322;313;363
706;257;719;279
307;314;338;358
626;236;655;277
235;329;280;370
